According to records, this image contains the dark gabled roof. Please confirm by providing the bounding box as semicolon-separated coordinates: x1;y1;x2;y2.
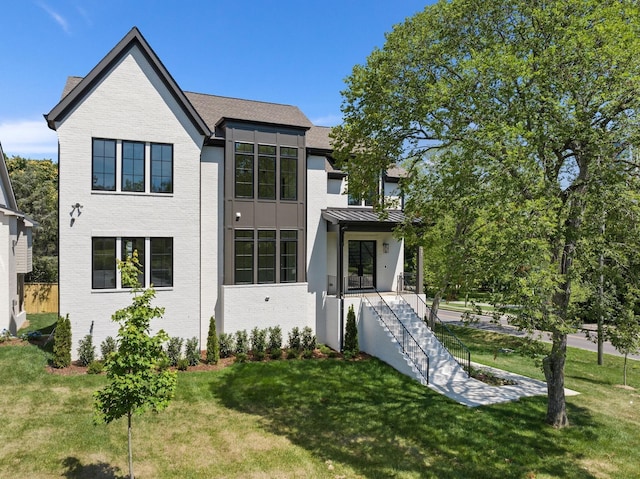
307;125;333;151
0;142;18;211
45;27;211;137
322;207;405;227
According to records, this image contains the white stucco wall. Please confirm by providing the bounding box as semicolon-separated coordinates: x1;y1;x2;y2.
221;283;313;341
55;45;204;358
0;218;11;333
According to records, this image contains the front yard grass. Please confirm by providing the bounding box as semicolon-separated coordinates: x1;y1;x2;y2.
0;324;638;478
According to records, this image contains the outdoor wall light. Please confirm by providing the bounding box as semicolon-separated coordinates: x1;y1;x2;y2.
235;212;241;221
383;242;390;254
265;296;270;302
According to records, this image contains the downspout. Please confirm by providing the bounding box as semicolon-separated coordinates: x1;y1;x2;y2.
338;224;346;351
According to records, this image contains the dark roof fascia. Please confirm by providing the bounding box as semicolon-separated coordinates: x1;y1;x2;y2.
0;142;18;211
307;147;333;156
321;208;405;227
204;137;225;147
45;27;211;137
216;117;311;133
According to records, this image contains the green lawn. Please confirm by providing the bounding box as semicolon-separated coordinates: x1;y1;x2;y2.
0;321;638;478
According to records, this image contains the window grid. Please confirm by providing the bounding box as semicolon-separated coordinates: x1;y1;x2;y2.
92;139;116;191
258;145;276;200
234;230;254;284
92;237;116;289
151;143;173;193
280;230;297;283
122;141;145;192
150;237;173;287
280;147;297;201
258;230;276;283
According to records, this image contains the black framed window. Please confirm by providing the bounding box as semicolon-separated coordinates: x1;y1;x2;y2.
280;230;297;283
92;139;116;191
150;237;173;287
235;142;254;198
121;237;145;287
258;230;276;283
122;141;145;192
151;143;173;193
280;147;297;200
234;230;254;284
258;145;276;199
92;237;116;289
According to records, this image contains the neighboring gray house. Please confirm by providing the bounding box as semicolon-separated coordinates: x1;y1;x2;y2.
0;142;34;334
45;27;409;358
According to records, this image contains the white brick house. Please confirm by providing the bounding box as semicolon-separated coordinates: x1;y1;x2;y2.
45;27;409;357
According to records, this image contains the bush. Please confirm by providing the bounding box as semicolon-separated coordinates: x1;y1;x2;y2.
219;333;235;358
301;326;316;352
288;327;301;351
206;316;219;364
52;314;72;368
177;358;189;371
250;327;267;360
286;348;298;360
267;326;282;351
166;337;183;367
235;330;248;355
77;334;96;367
100;336;117;361
270;349;282;360
87;360;104;374
185;337;200;366
235;352;248;363
344;304;359;355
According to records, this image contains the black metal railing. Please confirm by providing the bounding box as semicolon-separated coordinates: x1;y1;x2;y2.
397;272;417;293
365;290;430;384
398;291;471;376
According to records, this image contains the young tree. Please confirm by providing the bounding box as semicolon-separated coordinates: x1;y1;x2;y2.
94;252;176;479
206;316;219;364
344;305;359;355
332;0;640;427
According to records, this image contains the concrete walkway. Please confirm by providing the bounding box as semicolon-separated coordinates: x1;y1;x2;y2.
430;361;579;407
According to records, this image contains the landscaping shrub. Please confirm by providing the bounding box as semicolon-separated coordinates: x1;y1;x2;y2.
235;352;248;363
87;360;104;374
100;336;117;361
288;327;301;351
77;334;96;367
206;316;219;364
268;326;283;359
218;333;235;358
344;304;359;355
301;326;316;352
286;348;298;360
235;330;248;355
52;314;72;368
185;337;200;366
166;337;183;367
177;358;189;371
250;327;267;361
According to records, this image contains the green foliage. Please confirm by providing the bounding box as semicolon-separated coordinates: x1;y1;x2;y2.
301;326;316;352
250;327;267;360
184;337;200;366
177;358;189;371
100;336;117;361
52;314;71;368
93;254;176;478
267;326;282;351
285;349;298;360
87;360;104;375
235;352;248;363
205;316;219;364
218;333;235;358
344;305;359;355
288;327;301;351
166;337;183;367
77;334;95;367
6;156;58;282
235;330;248;355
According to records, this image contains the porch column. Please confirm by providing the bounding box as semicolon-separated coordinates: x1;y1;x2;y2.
417;246;424;295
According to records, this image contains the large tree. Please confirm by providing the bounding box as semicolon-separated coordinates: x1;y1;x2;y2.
332;0;640;427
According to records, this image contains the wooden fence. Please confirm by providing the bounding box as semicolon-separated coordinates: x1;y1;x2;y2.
24;283;59;314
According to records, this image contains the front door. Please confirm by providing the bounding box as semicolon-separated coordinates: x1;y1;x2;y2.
348;240;376;290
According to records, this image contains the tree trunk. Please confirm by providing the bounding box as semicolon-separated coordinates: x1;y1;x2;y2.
128;411;134;479
543;331;569;427
429;290;443;330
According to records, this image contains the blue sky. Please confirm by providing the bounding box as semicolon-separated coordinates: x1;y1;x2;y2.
0;0;433;160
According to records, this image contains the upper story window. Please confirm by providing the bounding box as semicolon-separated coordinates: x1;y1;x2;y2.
151;143;173;193
91;138;173;194
234;142;298;201
92;139;116;191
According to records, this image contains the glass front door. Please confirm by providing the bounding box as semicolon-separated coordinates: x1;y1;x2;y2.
348;240;376;290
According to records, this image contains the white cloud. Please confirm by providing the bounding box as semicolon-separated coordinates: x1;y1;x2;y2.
37;2;71;34
311;114;342;127
0;119;58;159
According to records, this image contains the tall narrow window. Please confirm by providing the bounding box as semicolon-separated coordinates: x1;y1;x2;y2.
258;145;276;199
121;237;145;287
122;141;145;192
280;147;297;200
92;139;116;191
151;143;173;193
234;230;254;284
280;230;297;283
235;142;254;198
92;237;116;289
258;230;276;283
150;237;173;287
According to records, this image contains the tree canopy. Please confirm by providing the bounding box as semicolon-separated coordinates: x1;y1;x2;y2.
332;0;640;427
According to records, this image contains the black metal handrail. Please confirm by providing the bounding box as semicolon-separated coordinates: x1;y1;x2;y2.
364;291;430;385
398;291;471;376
